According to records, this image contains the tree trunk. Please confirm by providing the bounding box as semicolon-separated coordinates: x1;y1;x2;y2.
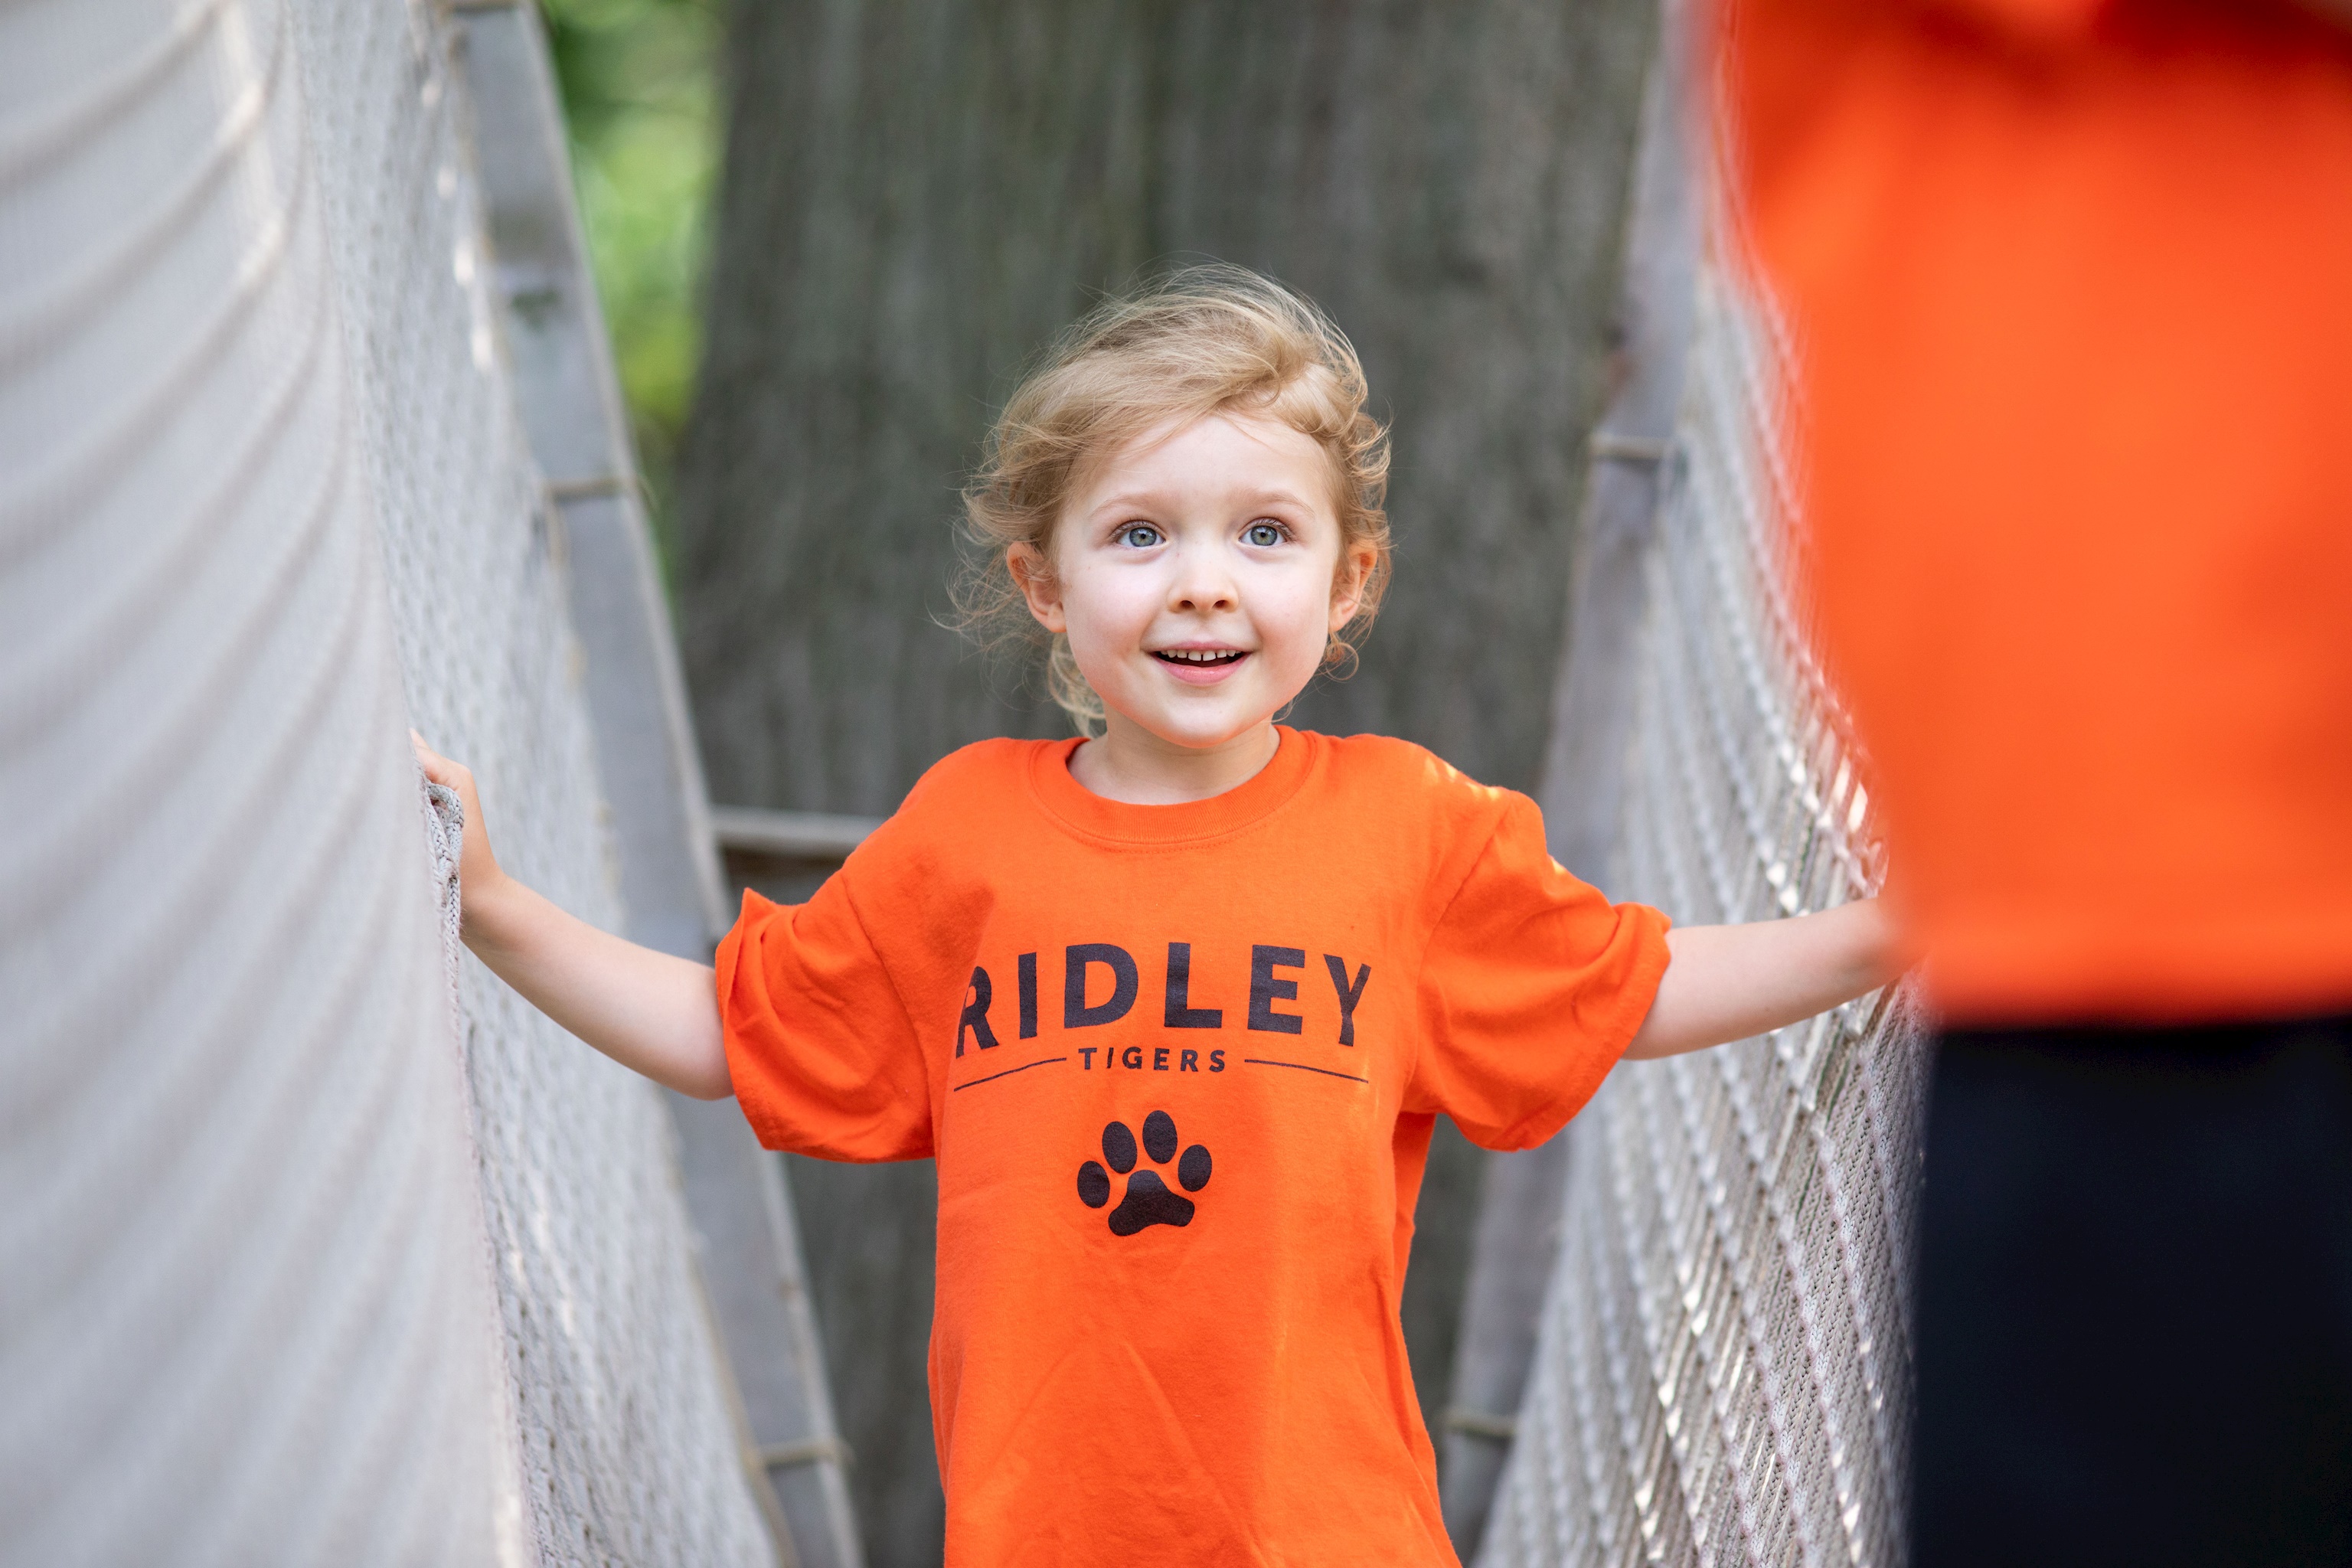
679;3;1655;1560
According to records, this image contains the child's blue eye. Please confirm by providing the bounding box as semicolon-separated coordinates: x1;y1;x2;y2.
1118;523;1161;548
1244;521;1285;547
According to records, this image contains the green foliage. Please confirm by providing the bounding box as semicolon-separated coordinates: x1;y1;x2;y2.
538;0;717;526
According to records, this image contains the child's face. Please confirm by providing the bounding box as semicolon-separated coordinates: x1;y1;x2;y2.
1014;411;1374;755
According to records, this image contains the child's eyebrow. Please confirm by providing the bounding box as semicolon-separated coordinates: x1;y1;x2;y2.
1083;486;1321;518
1233;488;1319;513
1080;490;1170;516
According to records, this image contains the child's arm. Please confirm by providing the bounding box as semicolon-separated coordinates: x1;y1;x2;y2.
1623;898;1908;1060
413;733;733;1100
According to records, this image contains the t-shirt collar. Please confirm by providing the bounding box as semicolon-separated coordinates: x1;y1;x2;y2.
1027;724;1319;845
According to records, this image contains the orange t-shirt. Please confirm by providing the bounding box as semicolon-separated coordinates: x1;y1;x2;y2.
717;728;1670;1566
1720;0;2352;1022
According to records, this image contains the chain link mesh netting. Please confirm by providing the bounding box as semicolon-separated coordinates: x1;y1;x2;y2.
2;1;771;1562
0;1;514;1561
1478;237;1932;1568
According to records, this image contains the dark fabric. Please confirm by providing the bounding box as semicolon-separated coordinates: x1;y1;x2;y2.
1914;1016;2352;1568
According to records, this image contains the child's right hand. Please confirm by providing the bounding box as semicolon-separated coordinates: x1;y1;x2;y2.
412;730;511;940
408;729;730;1099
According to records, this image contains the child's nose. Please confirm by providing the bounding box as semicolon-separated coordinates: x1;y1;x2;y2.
1170;578;1236;613
1168;548;1238;612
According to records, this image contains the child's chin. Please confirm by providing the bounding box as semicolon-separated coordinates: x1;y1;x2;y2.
1122;703;1278;753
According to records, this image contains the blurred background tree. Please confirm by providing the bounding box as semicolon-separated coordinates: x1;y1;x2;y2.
544;4;1657;1563
540;0;720;567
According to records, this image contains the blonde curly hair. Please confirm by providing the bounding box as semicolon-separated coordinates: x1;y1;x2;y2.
959;265;1393;733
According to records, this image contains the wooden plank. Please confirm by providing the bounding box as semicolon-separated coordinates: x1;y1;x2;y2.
710;806;882;862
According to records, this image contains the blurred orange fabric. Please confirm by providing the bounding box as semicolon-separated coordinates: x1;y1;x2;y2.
1720;0;2352;1023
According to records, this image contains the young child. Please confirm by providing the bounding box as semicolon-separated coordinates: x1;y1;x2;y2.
415;268;1902;1566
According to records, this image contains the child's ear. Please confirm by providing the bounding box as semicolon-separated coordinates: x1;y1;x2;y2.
1328;542;1377;631
1008;542;1067;634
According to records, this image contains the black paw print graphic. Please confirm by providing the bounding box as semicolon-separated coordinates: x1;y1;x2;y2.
1077;1110;1211;1236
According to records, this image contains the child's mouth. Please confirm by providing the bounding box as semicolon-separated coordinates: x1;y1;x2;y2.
1152;648;1247;668
1152;647;1251;684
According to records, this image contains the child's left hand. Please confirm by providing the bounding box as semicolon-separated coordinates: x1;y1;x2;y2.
1624;897;1913;1059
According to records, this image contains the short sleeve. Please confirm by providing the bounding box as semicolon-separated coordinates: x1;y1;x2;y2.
1410;795;1671;1151
716;878;935;1161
